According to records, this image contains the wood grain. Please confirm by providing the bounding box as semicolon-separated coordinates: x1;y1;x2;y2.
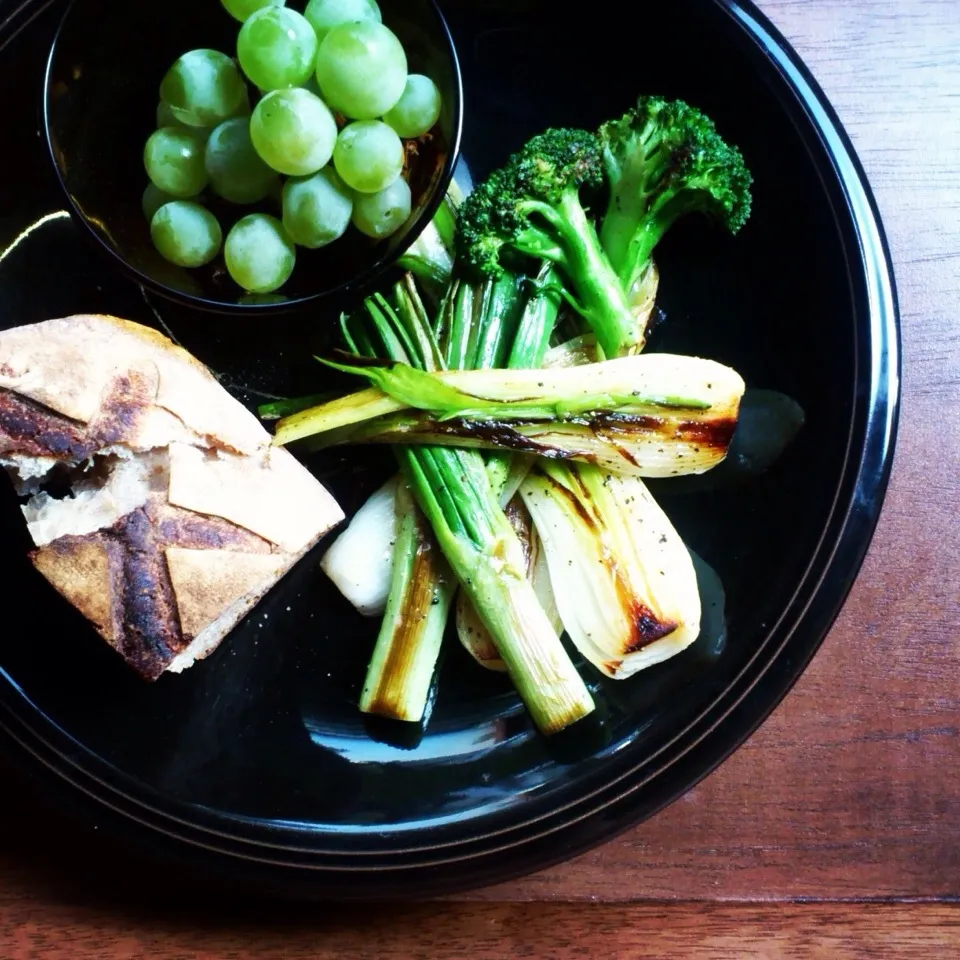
0;900;958;959
1;0;959;954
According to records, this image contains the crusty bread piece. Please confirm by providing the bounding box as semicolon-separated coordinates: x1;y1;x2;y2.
164;548;290;673
0;314;265;454
0;314;344;680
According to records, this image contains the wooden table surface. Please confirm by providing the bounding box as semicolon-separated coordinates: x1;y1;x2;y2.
3;0;960;956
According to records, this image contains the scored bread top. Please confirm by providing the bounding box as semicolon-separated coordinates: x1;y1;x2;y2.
0;314;345;679
30;497;278;680
0;314;267;455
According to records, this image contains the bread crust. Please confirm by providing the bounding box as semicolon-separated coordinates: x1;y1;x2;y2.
1;315;344;679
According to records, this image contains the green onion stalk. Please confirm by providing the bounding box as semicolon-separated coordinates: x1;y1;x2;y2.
309;184;567;728
354;279;456;724
347;280;594;735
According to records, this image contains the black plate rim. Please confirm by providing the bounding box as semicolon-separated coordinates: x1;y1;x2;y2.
0;0;900;898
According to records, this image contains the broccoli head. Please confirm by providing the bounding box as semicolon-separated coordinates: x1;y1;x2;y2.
456;129;603;273
598;96;754;288
456;128;641;359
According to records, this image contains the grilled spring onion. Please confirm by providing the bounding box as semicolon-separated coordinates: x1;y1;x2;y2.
456;494;561;671
355;269;529;718
306;266;560;621
359;480;454;721
420;270;581;721
319;186;464;717
319;475;399;617
456;261;657;669
445;265;563;667
396;176;464;298
273;354;745;479
311;189;463;624
520;461;701;678
396;442;594;733
345;280;594;734
317;353;739;423
350;280;459;723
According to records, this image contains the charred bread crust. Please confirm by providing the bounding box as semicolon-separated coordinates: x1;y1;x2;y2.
2;315;345;680
0;388;96;462
30;499;275;681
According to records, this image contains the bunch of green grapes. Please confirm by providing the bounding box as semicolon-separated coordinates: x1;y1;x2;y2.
142;0;443;294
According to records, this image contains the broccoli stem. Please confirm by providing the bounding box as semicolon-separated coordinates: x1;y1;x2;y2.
549;192;642;359
608;196;693;291
603;212;661;289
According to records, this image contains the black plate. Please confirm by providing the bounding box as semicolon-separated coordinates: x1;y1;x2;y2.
0;0;899;899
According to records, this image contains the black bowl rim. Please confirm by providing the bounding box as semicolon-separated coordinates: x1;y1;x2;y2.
0;0;900;899
40;0;464;316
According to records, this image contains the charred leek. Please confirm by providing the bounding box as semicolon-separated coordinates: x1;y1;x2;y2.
520;462;701;677
396;176;463;299
456;495;561;671
299;267;560;623
273;354;745;479
349;281;459;724
320;476;399;617
399;442;594;732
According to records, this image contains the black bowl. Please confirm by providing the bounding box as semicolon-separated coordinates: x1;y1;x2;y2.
0;0;898;900
43;0;462;314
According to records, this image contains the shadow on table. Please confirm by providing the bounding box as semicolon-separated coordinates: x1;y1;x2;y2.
0;760;445;931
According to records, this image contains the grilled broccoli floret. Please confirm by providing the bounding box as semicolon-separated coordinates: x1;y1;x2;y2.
456;129;642;358
598;96;754;291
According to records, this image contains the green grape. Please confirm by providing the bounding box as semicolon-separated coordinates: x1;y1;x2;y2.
250;88;337;176
304;0;381;43
282;167;353;248
160;50;247;128
144;127;209;197
383;75;442;139
205;117;278;204
168;85;250;125
156;101;218;144
156;100;187;129
142;182;185;221
238;292;287;305
150;201;222;267
233;83;253;118
315;21;406;120
237;7;318;92
221;0;285;23
351;176;411;239
333;120;403;193
302;73;324;99
224;214;296;292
